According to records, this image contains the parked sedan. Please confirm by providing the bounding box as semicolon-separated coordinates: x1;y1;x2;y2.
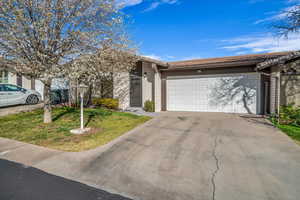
0;84;42;107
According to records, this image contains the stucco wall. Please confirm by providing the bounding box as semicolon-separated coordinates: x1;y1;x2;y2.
281;75;300;107
113;72;130;110
22;76;32;90
142;62;154;105
8;72;16;85
154;64;162;112
270;65;300;113
270;66;280;114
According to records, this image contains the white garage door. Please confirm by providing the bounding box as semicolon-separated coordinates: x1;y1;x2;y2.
167;73;261;114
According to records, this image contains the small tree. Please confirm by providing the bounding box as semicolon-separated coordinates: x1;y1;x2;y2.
0;0;126;123
67;39;138;100
274;5;300;37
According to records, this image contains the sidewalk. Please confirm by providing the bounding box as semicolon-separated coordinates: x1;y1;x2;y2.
0;103;43;117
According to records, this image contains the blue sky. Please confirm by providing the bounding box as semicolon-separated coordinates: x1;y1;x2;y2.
119;0;300;61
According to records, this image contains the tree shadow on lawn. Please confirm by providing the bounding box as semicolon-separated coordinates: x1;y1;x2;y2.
52;107;113;128
84;109;112;127
52;107;77;122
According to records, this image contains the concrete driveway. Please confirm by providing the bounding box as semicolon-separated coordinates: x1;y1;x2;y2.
1;112;300;200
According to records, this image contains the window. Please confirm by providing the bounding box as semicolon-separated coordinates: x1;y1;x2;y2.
3;84;22;92
0;70;8;83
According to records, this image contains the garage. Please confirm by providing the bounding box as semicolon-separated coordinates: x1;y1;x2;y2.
166;73;261;114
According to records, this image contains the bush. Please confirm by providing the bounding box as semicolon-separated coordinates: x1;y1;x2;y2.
92;98;119;110
144;100;155;112
278;104;300;126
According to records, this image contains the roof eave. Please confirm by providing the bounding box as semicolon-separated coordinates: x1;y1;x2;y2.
139;56;168;67
256;51;300;70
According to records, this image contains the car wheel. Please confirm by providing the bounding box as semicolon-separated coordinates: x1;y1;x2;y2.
26;95;39;105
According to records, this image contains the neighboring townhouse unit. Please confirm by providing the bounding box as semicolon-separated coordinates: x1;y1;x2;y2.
0;68;68;100
257;51;300;114
0;68;44;97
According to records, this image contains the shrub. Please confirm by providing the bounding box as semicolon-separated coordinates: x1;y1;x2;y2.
144;100;155;112
279;104;300;126
92;98;119;110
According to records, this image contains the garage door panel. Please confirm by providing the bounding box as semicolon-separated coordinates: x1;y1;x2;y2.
167;74;260;114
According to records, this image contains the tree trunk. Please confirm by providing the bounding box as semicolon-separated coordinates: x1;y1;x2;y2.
43;79;52;123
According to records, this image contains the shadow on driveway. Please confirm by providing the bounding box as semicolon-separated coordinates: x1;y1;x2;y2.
0;159;132;200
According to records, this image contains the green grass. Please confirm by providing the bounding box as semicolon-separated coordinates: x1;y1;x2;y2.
271;119;300;145
0;107;151;152
277;124;300;145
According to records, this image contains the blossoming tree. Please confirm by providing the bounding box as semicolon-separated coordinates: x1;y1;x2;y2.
0;0;135;123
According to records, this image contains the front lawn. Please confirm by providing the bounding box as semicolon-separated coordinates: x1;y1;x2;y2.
0;107;151;152
276;124;300;145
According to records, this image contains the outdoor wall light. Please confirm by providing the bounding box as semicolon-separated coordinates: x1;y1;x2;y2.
143;72;148;77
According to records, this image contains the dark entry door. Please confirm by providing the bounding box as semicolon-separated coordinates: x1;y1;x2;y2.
17;74;22;87
130;63;142;107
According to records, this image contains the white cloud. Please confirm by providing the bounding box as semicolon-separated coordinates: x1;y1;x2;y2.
116;0;143;8
142;54;182;61
235;51;249;55
222;33;300;53
143;0;179;12
116;0;179;11
143;54;162;60
254;2;299;24
288;0;300;3
165;55;176;59
179;56;202;60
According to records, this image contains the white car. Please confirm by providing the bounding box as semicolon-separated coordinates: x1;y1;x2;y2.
0;84;42;107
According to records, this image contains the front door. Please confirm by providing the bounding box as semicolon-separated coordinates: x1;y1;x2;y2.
130;63;142;107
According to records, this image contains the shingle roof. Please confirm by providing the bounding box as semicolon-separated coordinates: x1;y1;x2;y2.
167;52;292;70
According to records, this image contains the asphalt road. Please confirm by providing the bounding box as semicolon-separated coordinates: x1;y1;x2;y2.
0;159;132;200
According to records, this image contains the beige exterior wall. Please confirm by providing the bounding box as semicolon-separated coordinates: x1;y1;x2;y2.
142;62;154;105
141;62;162;112
270;65;300;113
281;75;300;107
270;66;280;113
113;72;130;110
113;62;162;112
8;72;16;85
154;65;162;112
22;76;32;90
